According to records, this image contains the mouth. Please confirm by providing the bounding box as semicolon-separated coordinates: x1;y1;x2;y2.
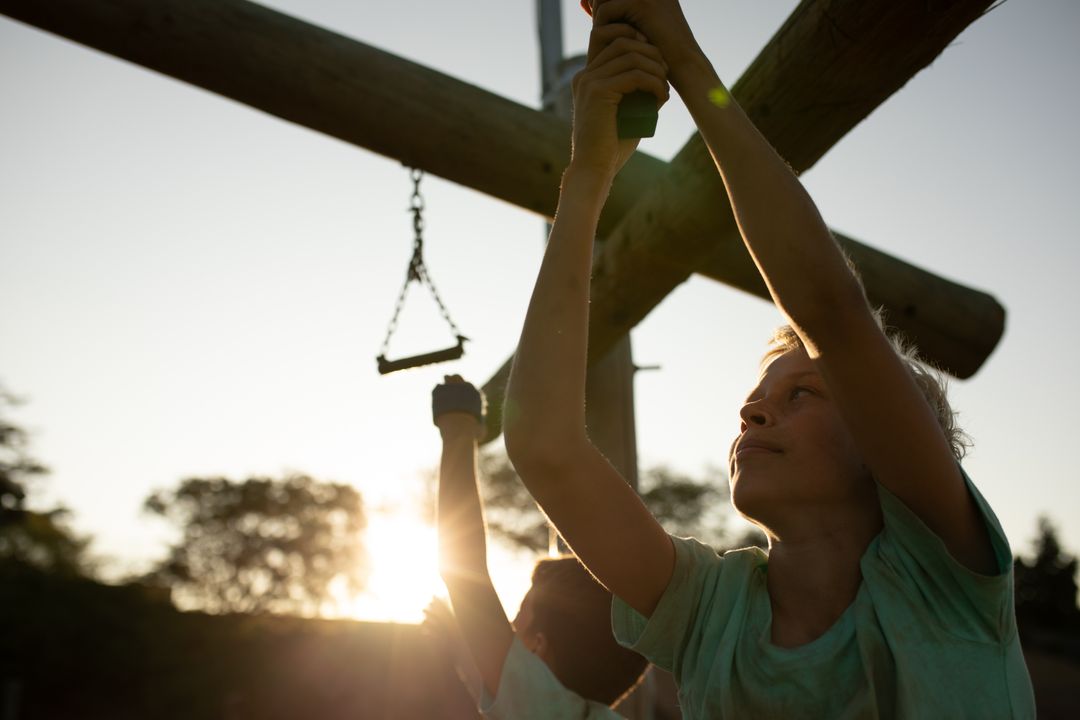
733;438;783;459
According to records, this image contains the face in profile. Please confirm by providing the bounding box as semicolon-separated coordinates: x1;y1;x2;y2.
512;588;553;664
512;588;536;640
728;347;872;530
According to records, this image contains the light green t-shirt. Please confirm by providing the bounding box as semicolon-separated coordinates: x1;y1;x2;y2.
479;636;625;719
612;472;1036;719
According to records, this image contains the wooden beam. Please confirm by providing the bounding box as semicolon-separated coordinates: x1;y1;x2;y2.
695;230;1005;382
583;0;1001;375
1;0;1004;438
0;0;665;236
479;0;1001;441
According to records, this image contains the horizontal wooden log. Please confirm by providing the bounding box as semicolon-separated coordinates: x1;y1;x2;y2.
0;0;665;237
694;231;1006;381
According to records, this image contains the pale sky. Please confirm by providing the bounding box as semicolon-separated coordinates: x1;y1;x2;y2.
2;1;1078;622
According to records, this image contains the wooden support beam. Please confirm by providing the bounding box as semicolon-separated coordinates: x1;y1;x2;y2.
694;230;1005;383
584;0;1001;377
0;0;1004;442
479;0;1001;441
0;0;665;236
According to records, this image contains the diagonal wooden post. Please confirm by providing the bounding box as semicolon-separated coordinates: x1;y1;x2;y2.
479;0;999;442
585;0;1003;377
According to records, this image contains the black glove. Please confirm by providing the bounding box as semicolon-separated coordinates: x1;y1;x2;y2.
432;380;486;426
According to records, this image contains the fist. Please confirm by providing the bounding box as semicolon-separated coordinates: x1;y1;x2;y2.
432;375;486;431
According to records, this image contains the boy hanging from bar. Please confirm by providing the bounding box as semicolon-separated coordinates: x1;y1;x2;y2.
502;1;1035;717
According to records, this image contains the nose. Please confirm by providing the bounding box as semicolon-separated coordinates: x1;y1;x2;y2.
739;398;774;429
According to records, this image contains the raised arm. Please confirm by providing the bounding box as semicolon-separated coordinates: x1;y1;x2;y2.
504;24;676;616
592;0;995;573
434;377;513;696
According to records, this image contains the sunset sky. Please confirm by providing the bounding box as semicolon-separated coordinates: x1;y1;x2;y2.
2;0;1078;622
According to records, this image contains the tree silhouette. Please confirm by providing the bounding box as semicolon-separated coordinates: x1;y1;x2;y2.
476;452;732;553
0;385;91;576
1014;516;1080;630
144;474;368;616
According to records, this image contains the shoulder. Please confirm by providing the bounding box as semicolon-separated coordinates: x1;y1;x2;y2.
664;536;760;607
655;534;764;608
720;543;768;571
862;468;1017;642
481;637;605;720
611;535;762;672
874;466;1012;576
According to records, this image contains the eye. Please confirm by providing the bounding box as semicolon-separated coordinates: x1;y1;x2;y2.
789;385;814;401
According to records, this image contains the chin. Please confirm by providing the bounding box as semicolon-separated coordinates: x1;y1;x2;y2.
730;472;770;523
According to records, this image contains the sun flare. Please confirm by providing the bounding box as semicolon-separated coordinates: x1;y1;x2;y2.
337;510;535;624
340;513;444;623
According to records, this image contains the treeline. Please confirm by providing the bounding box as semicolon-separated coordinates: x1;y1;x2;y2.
3;380;1079;632
0;560;475;719
2;384;1080;717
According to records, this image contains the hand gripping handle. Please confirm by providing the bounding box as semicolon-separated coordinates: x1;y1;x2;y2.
432;380;486;426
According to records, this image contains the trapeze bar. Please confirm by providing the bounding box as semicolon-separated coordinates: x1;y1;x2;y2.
376;336;467;375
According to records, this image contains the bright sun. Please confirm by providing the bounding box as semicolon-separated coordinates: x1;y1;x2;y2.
336;510;534;624
341;513;444;623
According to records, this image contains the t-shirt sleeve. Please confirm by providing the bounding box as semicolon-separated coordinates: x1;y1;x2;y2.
479;636;622;719
610;536;731;677
873;466;1015;641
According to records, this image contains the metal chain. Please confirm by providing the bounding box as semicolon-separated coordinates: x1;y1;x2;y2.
377;276;413;357
416;256;463;337
407;167;425;282
378;168;463;356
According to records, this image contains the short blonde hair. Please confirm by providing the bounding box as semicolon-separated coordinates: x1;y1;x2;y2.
763;317;970;461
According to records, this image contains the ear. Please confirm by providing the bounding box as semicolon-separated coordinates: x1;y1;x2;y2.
531;631;556;668
521;629;542;654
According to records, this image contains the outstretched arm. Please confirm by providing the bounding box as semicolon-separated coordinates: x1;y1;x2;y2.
505;24;676;617
434;377;513;697
591;0;995;573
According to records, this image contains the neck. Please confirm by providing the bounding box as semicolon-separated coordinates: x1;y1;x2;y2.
763;503;882;648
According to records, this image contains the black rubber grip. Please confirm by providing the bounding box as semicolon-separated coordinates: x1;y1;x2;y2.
617;90;658;139
432;382;486;425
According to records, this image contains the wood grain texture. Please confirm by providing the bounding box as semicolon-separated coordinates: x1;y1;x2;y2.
0;0;1003;445
0;0;663;236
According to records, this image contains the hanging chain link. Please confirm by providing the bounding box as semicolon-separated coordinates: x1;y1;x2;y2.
407;167;425;282
378;168;463;357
